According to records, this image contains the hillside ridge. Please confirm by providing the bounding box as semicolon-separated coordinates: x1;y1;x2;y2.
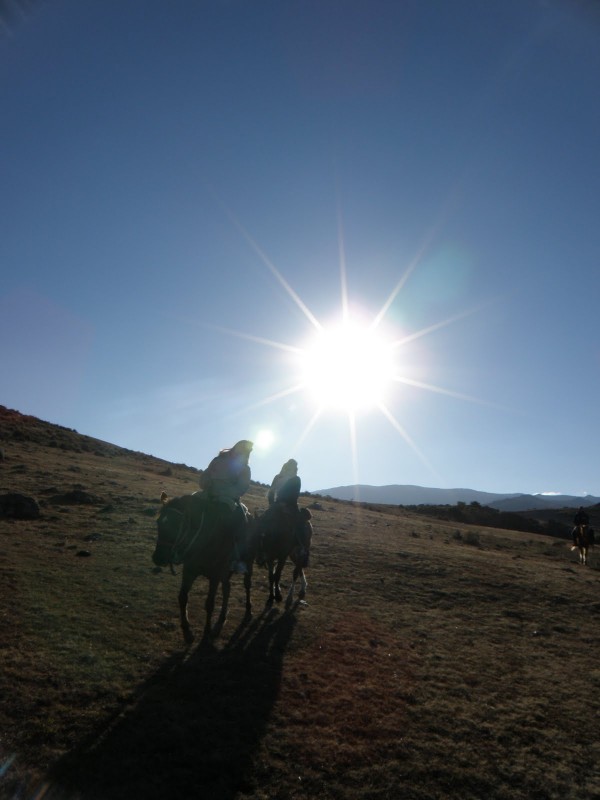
316;482;600;511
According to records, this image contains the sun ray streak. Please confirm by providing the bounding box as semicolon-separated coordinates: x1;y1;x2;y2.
221;203;322;331
292;407;323;451
238;382;307;413
203;323;303;354
162;312;304;353
377;402;440;478
391;302;494;349
394;376;512;411
347;410;360;487
371;256;421;329
336;195;350;322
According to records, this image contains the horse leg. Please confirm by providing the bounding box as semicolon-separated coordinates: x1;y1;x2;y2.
298;569;308;600
203;576;219;638
273;559;285;603
212;576;231;637
243;567;253;617
285;566;297;609
178;569;195;645
266;561;276;607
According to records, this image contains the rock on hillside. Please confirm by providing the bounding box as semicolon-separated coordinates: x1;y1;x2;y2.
0;492;40;519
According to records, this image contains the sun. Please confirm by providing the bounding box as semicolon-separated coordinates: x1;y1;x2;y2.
298;318;396;413
214;202;487;479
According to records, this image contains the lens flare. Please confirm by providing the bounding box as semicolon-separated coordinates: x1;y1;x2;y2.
255;428;275;450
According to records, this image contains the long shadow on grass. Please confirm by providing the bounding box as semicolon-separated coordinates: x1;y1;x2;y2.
50;607;297;799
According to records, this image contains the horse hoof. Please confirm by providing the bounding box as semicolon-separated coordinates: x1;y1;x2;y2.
183;630;195;645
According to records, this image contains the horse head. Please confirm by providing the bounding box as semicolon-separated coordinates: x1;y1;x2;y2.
152;493;185;567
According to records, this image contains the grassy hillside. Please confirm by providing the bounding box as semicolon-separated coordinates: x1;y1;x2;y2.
1;407;600;799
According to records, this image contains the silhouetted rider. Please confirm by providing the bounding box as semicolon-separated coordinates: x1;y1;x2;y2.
572;506;590;546
200;439;253;573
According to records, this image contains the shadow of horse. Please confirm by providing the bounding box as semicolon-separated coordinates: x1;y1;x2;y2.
571;524;595;566
254;505;313;608
152;492;260;644
48;610;297;800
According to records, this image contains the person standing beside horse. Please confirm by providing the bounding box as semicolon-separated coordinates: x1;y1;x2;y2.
200;439;253;573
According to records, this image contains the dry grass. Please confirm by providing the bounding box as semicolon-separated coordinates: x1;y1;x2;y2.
1;410;600;799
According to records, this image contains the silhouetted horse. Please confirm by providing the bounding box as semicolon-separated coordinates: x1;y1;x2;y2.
571;524;595;566
254;505;313;608
152;492;257;643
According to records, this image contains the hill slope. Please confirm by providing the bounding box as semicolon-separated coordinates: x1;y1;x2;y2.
1;406;600;800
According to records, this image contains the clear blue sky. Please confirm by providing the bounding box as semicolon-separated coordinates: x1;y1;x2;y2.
2;0;599;497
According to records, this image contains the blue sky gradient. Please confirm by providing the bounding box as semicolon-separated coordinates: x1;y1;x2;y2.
2;1;599;495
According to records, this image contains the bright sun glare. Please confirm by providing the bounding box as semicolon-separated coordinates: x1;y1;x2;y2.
299;320;396;412
215;204;488;478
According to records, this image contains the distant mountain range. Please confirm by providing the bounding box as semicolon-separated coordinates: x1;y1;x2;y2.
312;484;600;512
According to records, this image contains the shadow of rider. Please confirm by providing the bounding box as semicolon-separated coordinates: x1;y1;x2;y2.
49;610;298;800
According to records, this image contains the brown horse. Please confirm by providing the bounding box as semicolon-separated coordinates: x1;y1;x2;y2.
152;492;258;644
571;524;595;566
254;505;313;608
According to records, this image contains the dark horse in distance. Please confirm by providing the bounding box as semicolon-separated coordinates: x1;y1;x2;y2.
254;505;313;608
152;491;257;644
572;523;595;567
